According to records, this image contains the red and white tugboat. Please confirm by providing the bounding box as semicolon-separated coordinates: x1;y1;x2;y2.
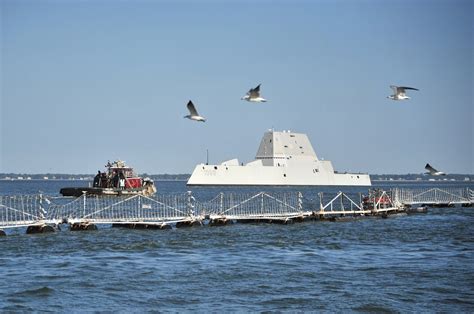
60;160;156;197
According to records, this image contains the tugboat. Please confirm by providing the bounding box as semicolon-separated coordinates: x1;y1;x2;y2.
60;160;156;197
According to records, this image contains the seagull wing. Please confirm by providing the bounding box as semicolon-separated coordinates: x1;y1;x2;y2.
187;100;199;116
249;84;261;98
390;85;398;94
425;163;438;174
398;86;419;91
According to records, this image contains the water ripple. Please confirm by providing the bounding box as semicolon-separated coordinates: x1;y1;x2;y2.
1;181;473;311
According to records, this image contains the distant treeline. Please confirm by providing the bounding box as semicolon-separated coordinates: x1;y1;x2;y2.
0;173;472;182
144;174;190;181
371;174;472;182
0;173;191;181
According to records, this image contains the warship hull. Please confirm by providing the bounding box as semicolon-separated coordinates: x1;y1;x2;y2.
187;130;371;186
187;164;370;186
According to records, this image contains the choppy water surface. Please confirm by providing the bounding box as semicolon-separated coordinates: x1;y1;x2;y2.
1;181;473;312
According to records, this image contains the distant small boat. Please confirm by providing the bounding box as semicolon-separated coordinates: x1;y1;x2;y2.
60;160;156;197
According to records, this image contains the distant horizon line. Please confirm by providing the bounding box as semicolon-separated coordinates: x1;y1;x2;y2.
1;173;473;177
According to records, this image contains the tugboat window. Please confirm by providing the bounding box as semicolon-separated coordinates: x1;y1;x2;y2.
214;166;218;170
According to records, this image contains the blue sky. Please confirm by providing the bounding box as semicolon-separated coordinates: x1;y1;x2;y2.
1;0;472;174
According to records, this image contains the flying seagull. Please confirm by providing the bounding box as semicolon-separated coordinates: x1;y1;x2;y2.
184;100;206;122
387;85;419;100
425;163;446;176
241;84;267;102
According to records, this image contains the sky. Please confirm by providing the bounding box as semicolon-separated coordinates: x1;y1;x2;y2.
1;0;472;174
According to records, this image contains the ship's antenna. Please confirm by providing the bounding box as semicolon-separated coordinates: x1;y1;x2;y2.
206;149;209;165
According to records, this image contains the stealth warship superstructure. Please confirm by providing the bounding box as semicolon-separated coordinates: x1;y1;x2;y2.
187;130;371;186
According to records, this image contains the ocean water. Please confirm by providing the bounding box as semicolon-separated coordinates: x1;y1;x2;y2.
1;180;473;312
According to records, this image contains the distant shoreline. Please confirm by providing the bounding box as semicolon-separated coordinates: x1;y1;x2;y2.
0;174;471;183
0;178;189;182
0;174;191;181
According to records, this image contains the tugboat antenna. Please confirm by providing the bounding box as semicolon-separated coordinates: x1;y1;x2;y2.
206;149;209;165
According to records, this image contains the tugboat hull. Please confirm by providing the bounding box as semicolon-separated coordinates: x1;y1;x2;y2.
60;187;155;197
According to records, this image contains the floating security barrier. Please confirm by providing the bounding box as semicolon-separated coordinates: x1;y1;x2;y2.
0;188;471;236
209;217;234;226
406;206;428;214
26;224;55;234
175;220;203;228
70;222;98;231
112;223;172;230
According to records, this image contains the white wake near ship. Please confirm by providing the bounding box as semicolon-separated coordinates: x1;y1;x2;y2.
187;130;371;186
